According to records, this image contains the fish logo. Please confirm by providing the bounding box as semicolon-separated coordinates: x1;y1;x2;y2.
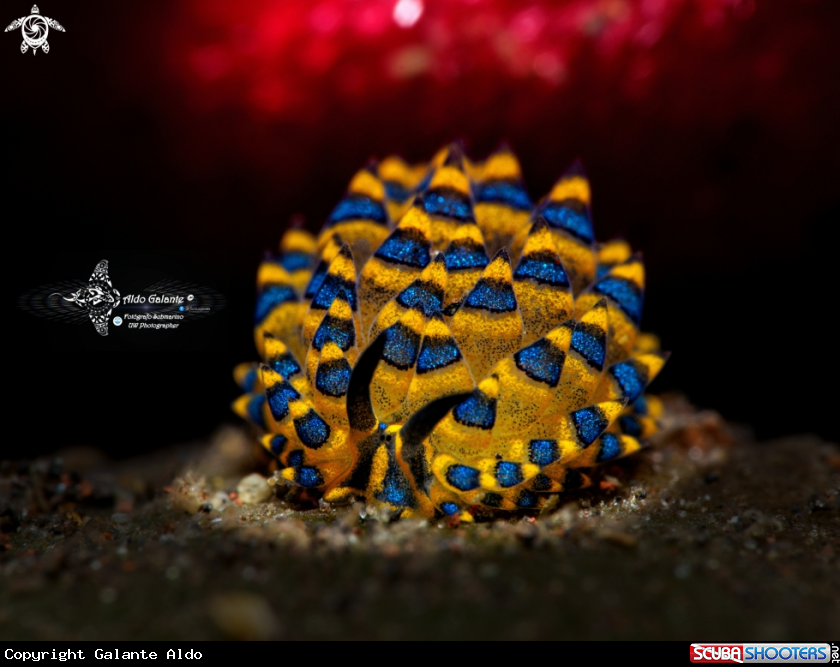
52;261;121;336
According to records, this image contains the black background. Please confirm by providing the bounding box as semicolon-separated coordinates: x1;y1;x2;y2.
3;0;838;461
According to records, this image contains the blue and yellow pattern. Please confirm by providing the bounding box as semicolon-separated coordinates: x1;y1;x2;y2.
234;144;669;521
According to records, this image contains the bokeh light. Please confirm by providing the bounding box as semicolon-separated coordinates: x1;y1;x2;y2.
5;0;839;454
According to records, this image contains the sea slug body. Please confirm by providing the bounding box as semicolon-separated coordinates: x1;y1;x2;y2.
234;144;669;521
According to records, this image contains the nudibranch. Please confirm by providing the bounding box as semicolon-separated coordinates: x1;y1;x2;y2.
234;144;668;521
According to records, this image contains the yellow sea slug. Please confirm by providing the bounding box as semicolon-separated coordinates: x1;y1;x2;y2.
234;144;668;521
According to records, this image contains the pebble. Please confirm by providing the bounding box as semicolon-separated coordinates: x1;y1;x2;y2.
236;474;272;505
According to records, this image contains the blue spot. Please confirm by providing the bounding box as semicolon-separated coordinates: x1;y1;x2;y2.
416;335;461;374
453;391;496;430
179;305;184;312
531;474;553;491
384;181;410;202
266;381;300;421
563;468;584;490
514;254;569;287
444;242;489;271
271;354;301;380
380;478;408;506
241;367;257;391
464;279;517;313
379;463;413;507
514;338;565;387
422;190;473;221
633;396;649;415
294;410;331;449
383;323;421;370
440;502;459;516
296;466;324;488
594;277;643;325
328;196;387;225
304;263;329;299
618;416;642;438
375;231;431;268
571;405;608;446
596;263;613;279
312;315;355;351
287;450;303;467
516;490;539;509
268;434;288;456
528;439;559;467
571;326;606;370
311;275;357;310
540;202;594;244
246;395;266;429
315;358;351;397
446;465;480;491
279;251;311;273
396;281;443;315
610;360;647;401
254;285;296;325
496;462;523;488
481;493;503;508
474;181;531;210
596;433;623;463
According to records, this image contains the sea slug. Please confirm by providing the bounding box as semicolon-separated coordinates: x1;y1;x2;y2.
234;144;668;521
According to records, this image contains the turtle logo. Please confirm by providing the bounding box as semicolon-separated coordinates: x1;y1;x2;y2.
51;261;121;336
5;5;64;55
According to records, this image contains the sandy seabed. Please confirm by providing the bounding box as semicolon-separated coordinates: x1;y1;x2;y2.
1;396;838;640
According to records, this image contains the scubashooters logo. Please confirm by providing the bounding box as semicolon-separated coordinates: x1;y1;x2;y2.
690;643;832;664
52;260;121;336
